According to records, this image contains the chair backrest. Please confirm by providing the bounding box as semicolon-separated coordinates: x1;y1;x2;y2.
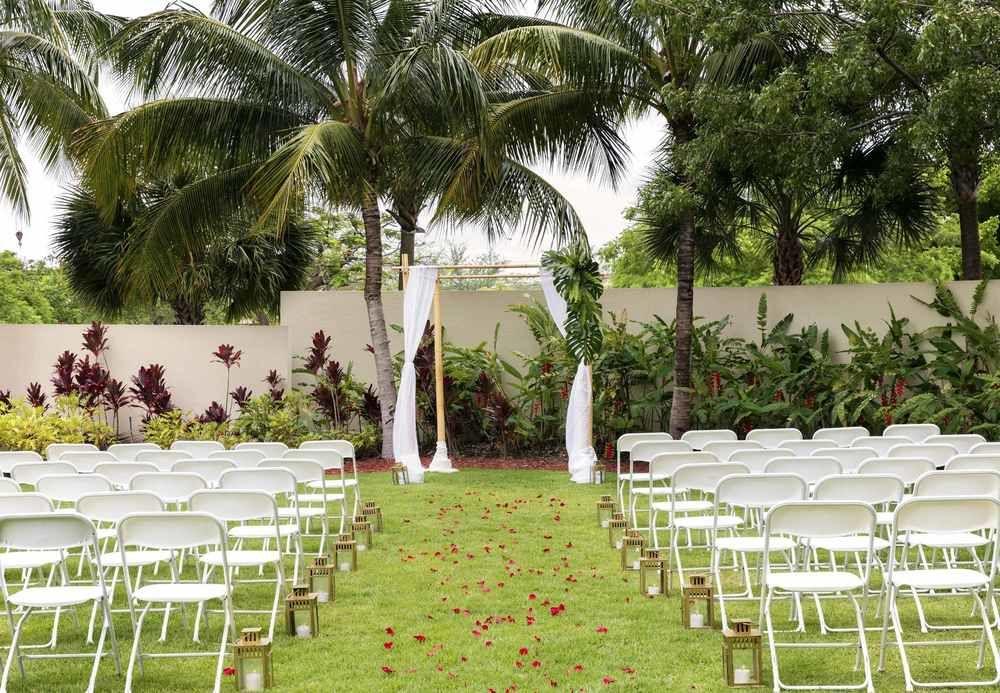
946;454;1000;473
172;459;237;486
702;440;764;461
671;462;749;495
107;443;160;461
883;423;940;443
0;478;18;494
36;473;112;503
813;474;905;506
923;434;987;455
856;457;936;486
234;441;289;456
628;440;693;462
893;496;1000;535
850;436;911;457
128;472;207;503
812;426;869;448
812;447;878;473
77;491;165;523
715;473;807;508
60;450;117;473
0;492;52;514
679;429;736;450
258;457;325;484
0;451;42;474
616;432;672;455
299;440;356;461
45;442;98;460
190;489;281;525
763;456;843;485
118;511;226;551
218;467;297;495
208;450;264;468
93;462;159;490
728;448;794;473
766;501;876;539
171;440;226;457
747;428;802;448
777;440;831;456
0;512;96;551
135;449;194;471
887;443;958;467
10;461;75;486
281;448;345;470
913;470;1000;499
648;452;717;479
969;442;1000;456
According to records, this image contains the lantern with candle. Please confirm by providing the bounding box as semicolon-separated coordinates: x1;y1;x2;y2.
681;573;714;629
590;463;606;484
638;549;667;597
362;501;384;533
351;515;373;551
284;585;319;639
307;555;335;603
334;533;357;572
596;498;615;529
620;532;645;571
607;518;628;550
390;463;410;485
233;627;272;691
722;619;762;687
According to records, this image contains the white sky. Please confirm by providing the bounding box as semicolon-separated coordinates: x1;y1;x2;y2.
1;0;661;263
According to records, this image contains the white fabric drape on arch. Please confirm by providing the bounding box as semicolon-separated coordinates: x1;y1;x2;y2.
392;265;438;483
539;270;598;483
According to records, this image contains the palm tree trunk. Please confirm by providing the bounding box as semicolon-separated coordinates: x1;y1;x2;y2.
396;202;418;290
773;224;805;285
668;119;695;439
171;297;205;325
949;154;983;280
361;192;398;458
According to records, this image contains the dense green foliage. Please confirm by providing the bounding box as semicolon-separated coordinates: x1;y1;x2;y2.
0;396;114;453
0;251;96;323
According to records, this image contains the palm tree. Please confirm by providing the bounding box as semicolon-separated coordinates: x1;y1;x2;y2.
0;0;119;217
75;0;619;457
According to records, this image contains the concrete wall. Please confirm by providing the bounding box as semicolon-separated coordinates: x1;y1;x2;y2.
280;281;993;384
0;324;290;434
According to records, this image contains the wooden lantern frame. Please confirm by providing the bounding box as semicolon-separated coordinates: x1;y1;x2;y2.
285;585;319;638
351;515;374;551
390;463;410;485
362;501;384;533
620;533;645;572
722;619;763;687
607;518;628;549
334;533;358;572
590;464;606;484
681;573;714;629
233;627;273;691
307;555;335;603
638;549;668;597
597;499;615;528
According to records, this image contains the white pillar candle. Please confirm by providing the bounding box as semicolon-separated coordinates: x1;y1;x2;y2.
614;539;623;550
316;591;330;603
242;671;264;691
339;561;352;572
632;560;640;570
646;585;660;596
296;623;312;638
601;520;609;528
689;612;704;628
357;543;367;552
734;667;752;684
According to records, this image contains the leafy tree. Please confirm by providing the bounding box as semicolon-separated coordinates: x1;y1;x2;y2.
0;251;95;323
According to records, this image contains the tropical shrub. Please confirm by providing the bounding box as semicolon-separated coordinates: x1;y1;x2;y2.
0;397;115;453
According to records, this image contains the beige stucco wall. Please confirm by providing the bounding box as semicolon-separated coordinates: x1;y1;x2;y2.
280;281;993;385
0;324;290;435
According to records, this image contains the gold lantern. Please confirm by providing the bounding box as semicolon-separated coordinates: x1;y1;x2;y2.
233;627;272;691
307;555;335;603
362;501;384;533
285;585;319;638
351;515;373;552
620;532;645;571
390;463;410;485
334;533;357;572
590;463;606;484
722;620;763;687
596;498;615;528
681;573;714;629
611;510;625;522
639;549;667;597
607;518;628;550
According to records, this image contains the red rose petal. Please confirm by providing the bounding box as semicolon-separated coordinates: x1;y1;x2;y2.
383;641;394;650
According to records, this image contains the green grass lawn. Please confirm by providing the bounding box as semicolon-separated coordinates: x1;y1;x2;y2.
4;469;998;691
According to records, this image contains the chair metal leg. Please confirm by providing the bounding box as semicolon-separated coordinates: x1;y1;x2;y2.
1;607;32;692
124;603;152;693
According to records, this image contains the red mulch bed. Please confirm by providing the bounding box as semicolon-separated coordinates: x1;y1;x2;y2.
351;455;571;472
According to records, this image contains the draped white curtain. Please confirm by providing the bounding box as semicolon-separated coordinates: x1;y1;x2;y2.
539;270;598;483
392;266;438;483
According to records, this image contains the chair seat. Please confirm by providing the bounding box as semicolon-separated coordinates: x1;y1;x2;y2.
630;486;673;496
200;550;280;567
673;514;743;530
810;536;889;553
278;507;326;519
0;551;62;570
716;536;796;553
100;550;172;568
296;493;346;504
133;583;229;603
229;524;299;539
9;585;102;608
890;568;989;590
905;532;988;548
307;479;357;490
618;473;669;483
766;571;865;593
650;500;713;513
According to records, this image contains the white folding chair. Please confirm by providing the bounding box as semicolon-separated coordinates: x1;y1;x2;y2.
761;501;877;693
45;443;99;461
947;454;1000;473
914;470;1000;499
118;512;234;693
969;442;1000;456
171;459;236;489
60;451;118;474
128;473;207;507
36;474;113;509
747;428;803;449
879;496;1000;690
703;440;764;461
924;434;987;455
0;513;120;693
0;479;18;494
283;448;360;516
813;447;878;474
10;462;75;489
209;450;264;469
883;423;940;443
94;462;159;491
623;442;698;525
680;429;736;450
259;458;342;553
887;443;959;468
300;439;357;470
189;490;286;641
729;449;794;474
630;451;716;531
813;427;869;448
234;442;288;457
763;457;843;489
615;433;672;513
857;457;935;491
135;449;194;472
777;440;832;457
170;440;226;457
0;452;42;476
711;473;807;630
108;443;161;462
851;436;912;457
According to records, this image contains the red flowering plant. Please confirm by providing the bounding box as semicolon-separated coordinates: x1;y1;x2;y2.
212;344;243;416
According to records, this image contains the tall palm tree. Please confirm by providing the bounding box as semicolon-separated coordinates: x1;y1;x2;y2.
0;0;120;217
75;0;621;457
